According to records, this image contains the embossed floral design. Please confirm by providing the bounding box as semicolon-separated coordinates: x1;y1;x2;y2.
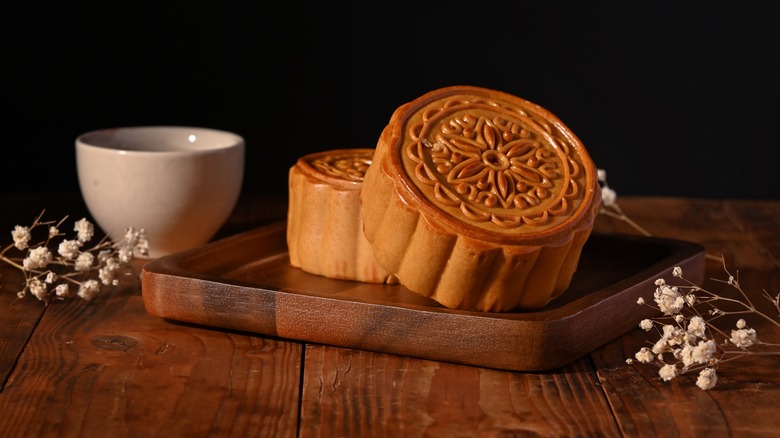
311;152;372;182
410;111;582;228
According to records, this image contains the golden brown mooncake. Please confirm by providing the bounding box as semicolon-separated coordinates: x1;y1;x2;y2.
360;86;602;311
287;148;396;284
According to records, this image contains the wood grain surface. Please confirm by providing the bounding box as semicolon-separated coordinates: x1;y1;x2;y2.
1;194;778;437
141;223;705;372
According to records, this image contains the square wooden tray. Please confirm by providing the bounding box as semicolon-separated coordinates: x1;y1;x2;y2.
141;221;705;371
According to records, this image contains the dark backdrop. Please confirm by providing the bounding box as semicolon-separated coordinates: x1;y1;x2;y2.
3;2;779;199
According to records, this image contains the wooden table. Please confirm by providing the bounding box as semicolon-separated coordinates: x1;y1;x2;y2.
1;193;778;437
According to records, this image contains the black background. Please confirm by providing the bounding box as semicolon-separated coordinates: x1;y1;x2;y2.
3;2;779;200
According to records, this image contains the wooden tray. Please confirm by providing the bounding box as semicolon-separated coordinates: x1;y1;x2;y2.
141;221;706;371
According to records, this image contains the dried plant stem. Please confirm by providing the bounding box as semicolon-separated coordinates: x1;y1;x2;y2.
2;210;148;302
600;204;652;237
597;170;779;389
600;204;729;263
631;265;780;389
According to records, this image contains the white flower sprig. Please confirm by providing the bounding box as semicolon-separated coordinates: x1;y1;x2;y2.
1;210;149;303
626;264;780;390
596;169;651;237
598;168;780;390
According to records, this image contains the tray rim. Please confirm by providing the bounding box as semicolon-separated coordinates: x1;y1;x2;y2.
141;221;706;371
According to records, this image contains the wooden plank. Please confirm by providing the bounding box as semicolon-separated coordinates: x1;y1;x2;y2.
0;194;88;390
298;344;622;437
591;197;780;436
594;197;740;262
0;192;288;389
595;329;780;436
0;278;303;437
722;199;780;270
0;267;46;388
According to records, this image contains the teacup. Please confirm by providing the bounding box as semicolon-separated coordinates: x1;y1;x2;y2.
76;126;245;258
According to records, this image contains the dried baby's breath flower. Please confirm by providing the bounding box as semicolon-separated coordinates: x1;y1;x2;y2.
596;169;651;237
635;347;654;363
629;263;780;390
599;168;780;390
12;225;31;250
696;367;718;390
1;210;149;303
659;364;678;381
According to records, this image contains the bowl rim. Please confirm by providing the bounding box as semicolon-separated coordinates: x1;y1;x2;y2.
75;125;244;154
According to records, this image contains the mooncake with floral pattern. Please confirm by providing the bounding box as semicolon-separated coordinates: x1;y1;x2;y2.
360;86;602;311
287;148;396;284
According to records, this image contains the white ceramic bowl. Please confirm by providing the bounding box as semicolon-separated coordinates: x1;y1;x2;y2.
76;126;245;258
